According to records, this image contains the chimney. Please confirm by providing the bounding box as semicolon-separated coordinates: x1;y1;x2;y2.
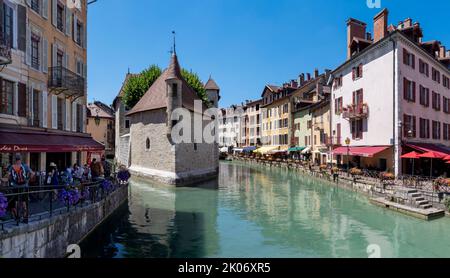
307;73;311;80
290;80;298;88
366;32;372;41
314;69;319;79
347;18;367;60
439;46;446;58
373;8;388;43
403;18;412;28
298;73;305;86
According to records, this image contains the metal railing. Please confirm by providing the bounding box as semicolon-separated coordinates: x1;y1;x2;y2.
0;177;126;230
0;38;12;65
48;66;85;97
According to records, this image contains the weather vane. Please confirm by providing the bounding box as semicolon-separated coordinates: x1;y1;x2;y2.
172;31;176;55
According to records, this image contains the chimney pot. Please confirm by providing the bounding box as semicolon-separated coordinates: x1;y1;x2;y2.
314;69;319;78
373;8;388;43
439;46;446;58
307;73;311;80
347;18;367;60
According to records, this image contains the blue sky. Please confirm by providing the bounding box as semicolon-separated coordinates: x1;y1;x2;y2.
87;0;450;108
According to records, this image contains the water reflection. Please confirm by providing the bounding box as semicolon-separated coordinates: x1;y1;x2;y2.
81;162;450;258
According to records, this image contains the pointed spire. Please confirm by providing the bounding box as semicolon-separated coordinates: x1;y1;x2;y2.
204;76;220;91
166;52;182;81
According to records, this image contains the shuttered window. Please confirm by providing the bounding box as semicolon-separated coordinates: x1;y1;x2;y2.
0;79;14;115
18;83;27;117
419;118;430;139
432;91;441;111
419;85;429;107
432;121;441;140
403;78;416;102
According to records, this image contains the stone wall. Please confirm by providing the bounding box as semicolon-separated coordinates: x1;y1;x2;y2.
128;108;219;186
0;185;128;258
117;135;130;167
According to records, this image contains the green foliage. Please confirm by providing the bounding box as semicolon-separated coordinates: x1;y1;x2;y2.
444;198;450;211
181;69;208;104
123;65;209;109
123;65;162;109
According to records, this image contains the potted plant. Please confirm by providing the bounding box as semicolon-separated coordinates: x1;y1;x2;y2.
350;167;362;176
380;172;395;181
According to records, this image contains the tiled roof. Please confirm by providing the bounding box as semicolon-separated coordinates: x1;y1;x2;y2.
87;102;114;119
204;77;220;91
126;54;207;116
113;73;138;108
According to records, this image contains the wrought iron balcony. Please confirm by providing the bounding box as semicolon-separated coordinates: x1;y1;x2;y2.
0;39;12;65
48;66;85;99
342;104;369;120
314;121;324;130
326;136;342;147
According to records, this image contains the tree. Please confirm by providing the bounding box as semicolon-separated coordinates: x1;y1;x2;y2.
181;69;208;104
123;65;208;109
123;65;161;109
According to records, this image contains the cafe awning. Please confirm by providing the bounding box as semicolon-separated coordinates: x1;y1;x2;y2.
288;147;306;152
0;129;104;153
333;146;390;158
243;146;257;152
404;142;450;157
254;146;279;154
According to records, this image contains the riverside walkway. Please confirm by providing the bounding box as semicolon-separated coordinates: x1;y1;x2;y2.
0;178;129;258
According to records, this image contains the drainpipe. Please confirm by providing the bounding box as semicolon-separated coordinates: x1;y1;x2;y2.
389;35;398;177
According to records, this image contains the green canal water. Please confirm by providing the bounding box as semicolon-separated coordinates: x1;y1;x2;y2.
80;162;450;258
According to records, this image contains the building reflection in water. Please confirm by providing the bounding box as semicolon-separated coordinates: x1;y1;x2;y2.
82;162;450;258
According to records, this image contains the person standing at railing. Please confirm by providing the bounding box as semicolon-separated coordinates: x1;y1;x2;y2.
101;156;111;178
90;158;104;181
46;162;59;186
8;154;32;223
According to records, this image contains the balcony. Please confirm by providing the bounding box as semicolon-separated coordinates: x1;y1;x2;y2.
326;136;342;147
0;39;12;65
342;104;369;120
314;121;324;130
48;66;85;99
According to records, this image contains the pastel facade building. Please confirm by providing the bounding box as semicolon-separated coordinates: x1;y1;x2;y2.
330;9;450;176
0;0;99;174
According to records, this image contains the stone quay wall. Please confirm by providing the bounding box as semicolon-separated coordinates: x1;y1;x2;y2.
0;185;128;258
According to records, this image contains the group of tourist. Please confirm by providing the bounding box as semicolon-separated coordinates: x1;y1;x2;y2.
0;154;130;224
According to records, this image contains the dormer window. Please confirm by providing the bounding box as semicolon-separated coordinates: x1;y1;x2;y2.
172;83;178;97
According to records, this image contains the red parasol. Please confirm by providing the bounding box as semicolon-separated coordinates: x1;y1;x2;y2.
401;151;421;159
418;152;445;177
401;151;421;176
444;155;450;161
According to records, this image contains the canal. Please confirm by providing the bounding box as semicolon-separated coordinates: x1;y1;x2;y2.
80;162;450;258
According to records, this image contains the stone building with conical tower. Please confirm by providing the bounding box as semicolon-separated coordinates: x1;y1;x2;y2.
125;53;220;186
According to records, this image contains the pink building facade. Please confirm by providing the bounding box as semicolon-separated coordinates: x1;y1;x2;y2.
330;9;450;177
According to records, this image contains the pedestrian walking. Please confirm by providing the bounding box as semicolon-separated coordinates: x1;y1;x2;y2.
8;154;32;223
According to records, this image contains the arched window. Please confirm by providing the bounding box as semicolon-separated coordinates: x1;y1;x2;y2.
146;138;150;150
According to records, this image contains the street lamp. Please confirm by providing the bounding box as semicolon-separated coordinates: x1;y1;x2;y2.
345;137;351;175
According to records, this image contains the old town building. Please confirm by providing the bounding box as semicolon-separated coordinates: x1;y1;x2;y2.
290;71;332;164
330;9;450;177
0;0;99;175
126;52;220;186
86;101;115;159
112;73;134;167
259;83;297;154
